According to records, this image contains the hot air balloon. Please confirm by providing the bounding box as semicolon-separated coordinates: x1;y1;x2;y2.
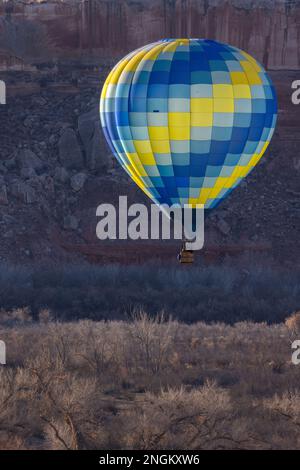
100;39;277;262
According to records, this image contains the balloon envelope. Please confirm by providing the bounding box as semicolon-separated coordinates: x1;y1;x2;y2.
100;39;277;210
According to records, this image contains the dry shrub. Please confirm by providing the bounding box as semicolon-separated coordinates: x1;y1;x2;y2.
38;308;53;323
285;311;300;336
263;391;300;449
0;367;41;447
127;311;177;376
74;321;120;377
26;350;107;450
121;382;239;450
0;307;32;324
0;315;298;449
0;432;27;450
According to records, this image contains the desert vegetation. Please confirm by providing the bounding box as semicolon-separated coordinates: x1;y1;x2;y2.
0;310;300;450
0;262;299;323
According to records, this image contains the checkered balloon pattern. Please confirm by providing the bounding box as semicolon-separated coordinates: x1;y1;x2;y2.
100;39;277;209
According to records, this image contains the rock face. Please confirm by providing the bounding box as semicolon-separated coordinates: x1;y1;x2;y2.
78;107;111;172
58;128;84;170
10;180;36;204
16;149;44;173
0;177;8;205
54;166;69;184
0;0;300;69
63;214;79;231
217;218;231;236
70;172;87;192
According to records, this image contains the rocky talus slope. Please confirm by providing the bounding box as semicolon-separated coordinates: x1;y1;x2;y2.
0;68;299;265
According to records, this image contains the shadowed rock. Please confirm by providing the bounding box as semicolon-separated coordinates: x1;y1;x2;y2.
78;107;111;172
0;176;8;205
58;128;84;170
16;149;44;173
70;172;87;192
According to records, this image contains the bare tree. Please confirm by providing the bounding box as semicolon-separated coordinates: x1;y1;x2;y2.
127;311;177;375
26;346;106;450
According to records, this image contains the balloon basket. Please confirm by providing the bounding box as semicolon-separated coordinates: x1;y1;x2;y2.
177;242;194;264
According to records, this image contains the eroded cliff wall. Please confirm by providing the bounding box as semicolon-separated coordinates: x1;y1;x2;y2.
0;0;299;69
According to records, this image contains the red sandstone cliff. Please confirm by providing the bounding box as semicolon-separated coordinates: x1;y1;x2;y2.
0;0;299;69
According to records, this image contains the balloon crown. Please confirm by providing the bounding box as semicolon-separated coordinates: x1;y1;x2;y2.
100;39;277;211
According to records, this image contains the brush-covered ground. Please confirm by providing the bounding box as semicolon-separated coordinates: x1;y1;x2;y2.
1;310;300;450
0;262;299;323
